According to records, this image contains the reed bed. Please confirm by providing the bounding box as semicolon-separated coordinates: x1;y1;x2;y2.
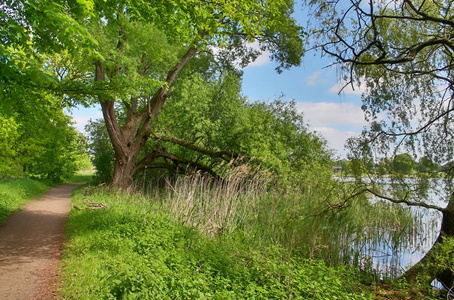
136;166;428;278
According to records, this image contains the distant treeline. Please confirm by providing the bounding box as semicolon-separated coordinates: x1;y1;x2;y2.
335;153;445;175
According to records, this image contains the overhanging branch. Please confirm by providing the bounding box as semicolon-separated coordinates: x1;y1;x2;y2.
136;149;220;177
364;188;447;212
153;133;239;160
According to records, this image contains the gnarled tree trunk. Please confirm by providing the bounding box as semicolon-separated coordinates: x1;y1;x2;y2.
94;47;198;190
110;150;137;190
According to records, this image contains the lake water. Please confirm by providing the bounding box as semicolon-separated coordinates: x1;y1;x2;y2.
339;177;451;286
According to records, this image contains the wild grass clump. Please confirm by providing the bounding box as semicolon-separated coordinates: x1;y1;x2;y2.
0;177;51;223
60;187;371;299
160;165;269;237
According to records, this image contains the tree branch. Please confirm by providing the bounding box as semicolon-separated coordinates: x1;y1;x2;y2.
95;60;127;156
375;106;454;138
324;37;454;66
364;187;447;212
136;149;220;177
132;46;198;154
402;0;454;27
153;134;239;160
149;46;198;118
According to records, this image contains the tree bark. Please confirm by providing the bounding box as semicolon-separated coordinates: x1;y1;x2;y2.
111;152;136;190
95;60;136;190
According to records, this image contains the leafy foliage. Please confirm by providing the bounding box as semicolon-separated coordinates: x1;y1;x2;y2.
86;57;330;184
0;114;19;174
85;119;115;184
159;66;330;176
0;84;89;182
23;0;305;188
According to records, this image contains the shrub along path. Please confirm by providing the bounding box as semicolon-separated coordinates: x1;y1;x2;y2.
0;183;83;300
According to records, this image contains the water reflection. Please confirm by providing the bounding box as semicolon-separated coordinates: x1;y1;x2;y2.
341;178;450;279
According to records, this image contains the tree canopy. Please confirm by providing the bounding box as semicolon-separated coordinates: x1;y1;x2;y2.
86;60;330;185
0;83;89;181
2;0;307;188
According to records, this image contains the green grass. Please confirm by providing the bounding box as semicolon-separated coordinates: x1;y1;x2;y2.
66;170;94;184
60;187;371;299
0;178;51;223
0;171;93;225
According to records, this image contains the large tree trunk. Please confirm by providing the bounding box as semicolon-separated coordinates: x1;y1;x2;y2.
403;194;454;288
111;152;137;190
94;47;198;190
100;98;142;190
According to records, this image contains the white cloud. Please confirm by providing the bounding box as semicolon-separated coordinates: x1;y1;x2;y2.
305;70;328;86
211;42;272;69
67;107;103;133
244;41;272;68
246;51;272;67
328;79;368;95
315;127;360;154
295;101;367;128
294;101;367;154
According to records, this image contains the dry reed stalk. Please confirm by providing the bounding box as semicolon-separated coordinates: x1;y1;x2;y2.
159;164;270;237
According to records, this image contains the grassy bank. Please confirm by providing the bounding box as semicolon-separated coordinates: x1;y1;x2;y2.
67;170;95;184
60;187;371;299
0;178;51;223
0;171;93;224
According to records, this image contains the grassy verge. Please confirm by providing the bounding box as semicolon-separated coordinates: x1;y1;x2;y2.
0;171;93;225
0;178;51;224
60;187;371;299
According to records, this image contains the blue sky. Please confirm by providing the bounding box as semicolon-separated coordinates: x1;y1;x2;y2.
240;50;368;156
68;6;370;158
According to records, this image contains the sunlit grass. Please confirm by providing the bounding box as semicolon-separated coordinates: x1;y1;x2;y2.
0;178;50;224
0;170;94;225
66;170;94;184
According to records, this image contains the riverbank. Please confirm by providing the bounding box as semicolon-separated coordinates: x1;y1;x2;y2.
58;187;372;299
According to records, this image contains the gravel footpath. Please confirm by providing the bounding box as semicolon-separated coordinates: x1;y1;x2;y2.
0;183;82;300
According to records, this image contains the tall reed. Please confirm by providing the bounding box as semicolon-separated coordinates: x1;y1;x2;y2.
159;165;268;237
143;166;418;275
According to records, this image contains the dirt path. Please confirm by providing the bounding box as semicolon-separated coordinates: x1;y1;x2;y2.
0;183;83;300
